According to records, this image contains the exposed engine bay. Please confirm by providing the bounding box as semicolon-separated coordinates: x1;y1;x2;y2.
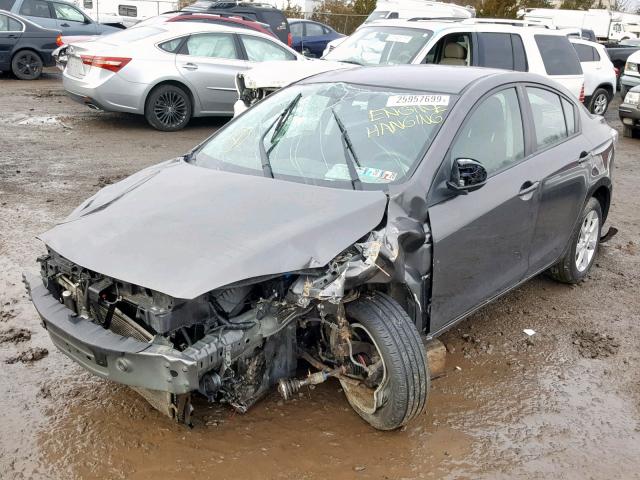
34;220;432;428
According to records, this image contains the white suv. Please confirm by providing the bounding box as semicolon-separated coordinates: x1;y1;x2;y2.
236;20;585;113
571;38;616;115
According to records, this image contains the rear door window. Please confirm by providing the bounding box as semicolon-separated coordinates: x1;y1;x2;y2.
478;33;528;72
0;13;21;30
19;0;52;18
512;34;527;71
527;87;569;148
305;22;324;37
240;34;296;61
573;43;597;62
289;22;303;37
184;33;239;59
478;33;513;70
52;2;86;22
535;34;582;75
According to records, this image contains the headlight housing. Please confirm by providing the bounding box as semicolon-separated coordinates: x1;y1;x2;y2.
625;62;638;74
624;91;640;106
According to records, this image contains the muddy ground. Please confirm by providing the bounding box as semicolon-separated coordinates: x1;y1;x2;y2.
1;69;639;480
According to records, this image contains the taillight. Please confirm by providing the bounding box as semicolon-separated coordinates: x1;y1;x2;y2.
579;84;585;103
80;55;131;73
56;34;63;47
287;32;292;46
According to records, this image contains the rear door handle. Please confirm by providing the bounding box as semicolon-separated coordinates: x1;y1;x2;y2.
181;63;198;71
518;181;540;197
7;33;18;38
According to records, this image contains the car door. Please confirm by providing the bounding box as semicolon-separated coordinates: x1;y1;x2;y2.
17;0;57;29
176;32;247;114
302;22;329;58
50;1;97;35
573;42;601;97
523;86;591;275
0;13;22;69
428;86;540;333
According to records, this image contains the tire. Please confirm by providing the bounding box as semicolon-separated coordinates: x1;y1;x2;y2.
548;197;602;284
343;292;428;430
144;84;192;132
588;88;609;115
11;50;43;80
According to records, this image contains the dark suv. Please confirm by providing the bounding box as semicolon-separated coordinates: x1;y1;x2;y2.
181;1;291;46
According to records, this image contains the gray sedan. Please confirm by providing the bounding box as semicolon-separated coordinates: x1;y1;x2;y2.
27;66;616;430
62;22;302;130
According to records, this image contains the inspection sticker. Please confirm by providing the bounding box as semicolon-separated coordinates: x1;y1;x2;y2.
386;94;450;107
325;164;398;182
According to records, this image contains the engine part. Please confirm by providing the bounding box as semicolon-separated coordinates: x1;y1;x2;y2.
277;367;343;401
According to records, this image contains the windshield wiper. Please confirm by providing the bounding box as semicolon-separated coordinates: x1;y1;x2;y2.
331;108;362;190
259;93;302;178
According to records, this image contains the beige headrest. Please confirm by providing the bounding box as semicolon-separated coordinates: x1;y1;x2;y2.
444;42;466;59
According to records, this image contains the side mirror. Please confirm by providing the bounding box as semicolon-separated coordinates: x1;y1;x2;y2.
446;158;487;195
302;48;315;58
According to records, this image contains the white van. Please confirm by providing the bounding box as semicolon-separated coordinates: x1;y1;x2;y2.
365;0;475;23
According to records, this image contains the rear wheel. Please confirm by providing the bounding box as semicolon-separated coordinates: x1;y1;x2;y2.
11;50;43;80
342;292;428;430
548;197;602;284
145;84;192;131
588;88;609;115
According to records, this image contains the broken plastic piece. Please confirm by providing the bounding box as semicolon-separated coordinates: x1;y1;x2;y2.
523;329;536;336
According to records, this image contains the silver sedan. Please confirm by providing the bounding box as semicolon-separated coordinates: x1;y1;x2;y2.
62;23;303;131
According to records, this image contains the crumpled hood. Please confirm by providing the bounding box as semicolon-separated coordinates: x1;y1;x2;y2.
242;59;355;90
40;160;387;299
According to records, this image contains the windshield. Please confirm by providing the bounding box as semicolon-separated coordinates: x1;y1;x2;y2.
192;82;454;189
323;26;432;66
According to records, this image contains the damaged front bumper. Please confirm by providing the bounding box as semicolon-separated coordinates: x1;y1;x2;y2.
24;273;199;395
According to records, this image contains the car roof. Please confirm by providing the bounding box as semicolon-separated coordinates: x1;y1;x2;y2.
158;20;274;38
359;18;569;36
300;65;508;94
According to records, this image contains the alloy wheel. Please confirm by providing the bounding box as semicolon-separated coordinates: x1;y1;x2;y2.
593;93;608;115
15;52;42;79
575;210;599;272
153;91;187;129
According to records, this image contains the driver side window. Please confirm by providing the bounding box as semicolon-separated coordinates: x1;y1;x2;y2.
450;87;524;176
424;33;472;66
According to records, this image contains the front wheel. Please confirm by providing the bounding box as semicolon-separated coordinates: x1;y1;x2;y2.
342;292;428;430
589;88;609;115
145;84;192;131
11;50;43;80
548;197;602;284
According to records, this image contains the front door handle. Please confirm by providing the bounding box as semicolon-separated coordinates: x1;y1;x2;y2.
518;181;540;197
61;22;70;27
181;62;198;71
